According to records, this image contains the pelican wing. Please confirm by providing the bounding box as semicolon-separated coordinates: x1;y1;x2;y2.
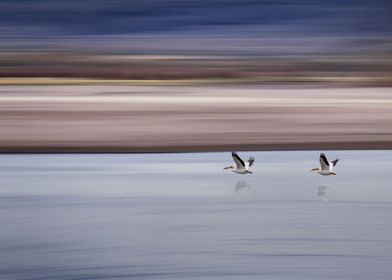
319;153;330;171
246;156;255;168
232;152;245;169
331;158;339;166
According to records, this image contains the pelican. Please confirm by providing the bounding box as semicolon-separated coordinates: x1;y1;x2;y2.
224;152;255;174
311;153;339;176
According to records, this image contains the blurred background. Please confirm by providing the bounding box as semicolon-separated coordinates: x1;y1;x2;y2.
2;3;392;279
1;0;392;152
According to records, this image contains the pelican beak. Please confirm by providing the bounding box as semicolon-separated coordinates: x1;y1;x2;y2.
332;172;337;175
223;166;230;170
310;168;318;172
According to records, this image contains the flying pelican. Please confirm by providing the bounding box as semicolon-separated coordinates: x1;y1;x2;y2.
311;153;339;176
224;152;255;174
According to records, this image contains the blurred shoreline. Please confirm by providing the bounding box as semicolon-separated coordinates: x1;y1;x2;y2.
0;77;391;87
2;142;392;154
1;36;392;88
1;84;391;154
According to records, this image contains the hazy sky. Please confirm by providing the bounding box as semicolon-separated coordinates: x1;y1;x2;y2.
0;0;391;38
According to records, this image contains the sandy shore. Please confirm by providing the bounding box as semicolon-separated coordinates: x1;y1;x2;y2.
1;85;391;153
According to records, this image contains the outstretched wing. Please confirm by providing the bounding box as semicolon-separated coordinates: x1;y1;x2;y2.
319;153;330;171
246;156;255;168
232;152;245;169
331;158;339;166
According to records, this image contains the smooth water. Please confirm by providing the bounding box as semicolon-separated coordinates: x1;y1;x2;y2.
1;151;392;280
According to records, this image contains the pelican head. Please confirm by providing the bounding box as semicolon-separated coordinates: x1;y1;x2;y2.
224;165;235;170
310;167;320;172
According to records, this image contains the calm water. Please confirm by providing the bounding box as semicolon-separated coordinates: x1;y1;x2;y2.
1;151;392;280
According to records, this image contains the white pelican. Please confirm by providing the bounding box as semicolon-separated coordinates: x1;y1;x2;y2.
224;152;255;174
311;153;339;176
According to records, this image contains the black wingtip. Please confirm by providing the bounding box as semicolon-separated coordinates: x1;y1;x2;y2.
320;153;329;166
247;156;255;167
331;158;340;166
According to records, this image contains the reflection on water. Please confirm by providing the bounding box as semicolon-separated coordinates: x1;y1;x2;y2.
318;186;328;202
234;181;251;193
1;151;392;280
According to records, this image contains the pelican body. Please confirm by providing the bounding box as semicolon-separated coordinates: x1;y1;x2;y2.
224;152;255;174
311;153;339;176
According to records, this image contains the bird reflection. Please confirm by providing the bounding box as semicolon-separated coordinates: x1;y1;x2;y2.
234;181;251;193
318;186;328;202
